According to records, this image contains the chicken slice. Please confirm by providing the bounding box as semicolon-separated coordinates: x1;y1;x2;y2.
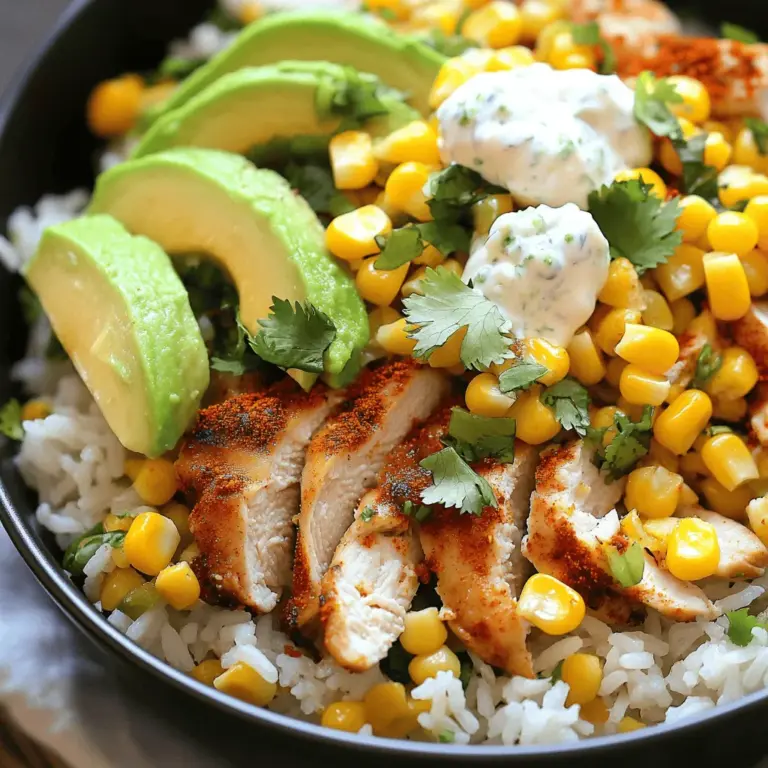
678;506;768;579
288;360;449;632
176;381;338;612
666;309;719;394
733;301;768;380
750;383;768;446
523;440;717;623
420;442;539;678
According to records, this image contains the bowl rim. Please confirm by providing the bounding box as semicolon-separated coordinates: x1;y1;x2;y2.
2;0;768;759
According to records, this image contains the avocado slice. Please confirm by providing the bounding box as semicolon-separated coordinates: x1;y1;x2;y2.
24;215;209;457
133;61;420;159
154;11;444;119
89;147;368;377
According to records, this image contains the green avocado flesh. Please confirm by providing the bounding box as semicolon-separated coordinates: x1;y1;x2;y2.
155;11;445;119
133;61;421;159
24;215;209;457
88;147;369;377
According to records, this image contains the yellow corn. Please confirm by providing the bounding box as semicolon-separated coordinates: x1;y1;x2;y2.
655;244;706;302
648;439;680;474
329;131;378;190
604;357;628;389
368;307;401;344
525;338;569;386
87;74;144;138
155;561;201;610
237;1;263;24
132;458;177;507
214;662;277;707
463;1;522;48
615;167;666;199
485;45;536;71
624;465;683;519
618;716;646;733
20;399;50;421
429;57;478;110
363;683;426;737
567;329;606;386
356;257;409;306
547;31;597;71
700;477;753;519
561;653;603;706
103;513;133;533
373;121;440;166
740;249;768;297
123;510;181;576
597;257;645;309
732;128;768;172
162;502;190;539
707;346;759;400
704;131;733;172
473;194;515;235
676;195;717;243
580;698;610;725
641;290;674;332
518;573;585;635
428;327;467;369
745;196;768;251
326;205;392;262
712;396;748;423
666;517;720;581
377;318;417;356
124;457;144;482
465;372;515;417
747;497;768;546
700;433;759;492
680;451;710;482
653;390;713;455
191;659;224;687
703;251;752;321
384;161;434;221
659;118;698;175
619;364;670;406
670;298;696;336
408;645;461;685
614;324;679;375
592;307;642;356
400;607;447;656
410;1;459;33
413;243;445;267
508;385;561;444
111;544;130;569
666;75;711;124
643;517;679;555
99;567;145;612
707;211;760;257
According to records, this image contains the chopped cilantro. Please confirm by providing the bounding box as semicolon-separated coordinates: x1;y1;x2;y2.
498;360;547;394
444;407;516;463
438;730;456;744
316;67;401;128
674;132;719;200
692;344;722;390
458;651;473;690
157;55;206;81
402;499;433;522
721;22;760;44
402;266;512;370
571;21;616;74
282;162;354;217
420;447;497;516
633;71;684;140
587;179;683;274
418;28;475;58
418;220;471;257
360;506;376;522
62;524;126;577
541;378;591;436
248;298;336;374
374;226;424;270
590;406;654;480
605;540;645;587
0;399;23;441
726;608;767;646
551;660;564;681
425;165;506;223
745;118;768;155
707;424;734;436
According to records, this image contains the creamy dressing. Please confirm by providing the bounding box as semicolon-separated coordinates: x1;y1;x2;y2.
437;63;652;210
463;204;610;347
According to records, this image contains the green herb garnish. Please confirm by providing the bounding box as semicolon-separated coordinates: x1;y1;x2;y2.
721;22;760;44
541;378;591;436
633;72;684;141
726;608;768;646
590;406;655;480
0;399;23;441
498;360;547;394
420;447;497;516
692;344;722;389
605;540;645;587
571;21;616;74
443;407;516;463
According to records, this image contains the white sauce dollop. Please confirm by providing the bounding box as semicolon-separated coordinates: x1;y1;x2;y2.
463;204;610;347
437;64;652;210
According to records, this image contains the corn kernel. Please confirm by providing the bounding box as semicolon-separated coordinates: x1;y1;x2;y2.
653;389;712;455
676;195;717;243
618;716;646;733
561;653;602;706
666;517;720;580
473;194;515;235
400;607;448;656
604;357;627;389
648;439;680;473
100;567;144;611
385;161;434;221
191;659;224;686
111;545;130;569
463;1;522;48
20;399;50;421
428;327;466;369
368;307;401;344
615;168;666;199
508;385;561;444
103;513;133;533
641;290;674;332
745;196;768;251
465;372;515;417
667;76;711;124
214;662;277;706
619;364;670;406
740;249;768;297
525;337;569;386
707;346;759;400
703;251;752;321
410;1;458;33
707;211;760;257
356;257;408;306
518;573;585;635
377;318;417;356
615;324;679;375
592;308;642;356
700;477;754;519
177;541;200;563
237;1;263;24
670;298;696;336
486;46;536;71
580;698;610;725
123;510;181;576
548;32;597;71
733;128;768;173
701;433;759;492
124;457;144;482
87;74;144;138
329;131;378;190
409;645;461;685
162;502;190;539
520;0;564;40
373;121;440;166
655;244;706;302
592;405;621;430
644;517;679;554
363;682;408;735
155;561;201;610
567;329;606;386
132;458;177;506
704;132;733;172
747;497;768;546
625;465;683;519
658;118;698;175
429;57;479;110
712;396;748;423
597;257;645;309
326;205;392;262
679;451;710;482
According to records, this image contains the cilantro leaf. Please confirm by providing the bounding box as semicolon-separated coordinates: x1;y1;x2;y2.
571;21;616;74
282;162;354;217
551;660;564;681
417;220;471;257
605;541;645;587
745;118;768;156
420;446;498;516
692;343;722;389
62;524;126;577
726;608;767;646
591;406;654;480
248;298;336;373
360;506;376;522
417;28;475;57
402;266;512;370
633;71;684;140
444;406;516;463
402;500;433;522
157;55;206;81
721;22;760;44
498;360;547;394
541;378;590;436
426;165;506;223
439;730;456;744
0;399;23;441
316;67;401;126
674;132;719;200
588;179;683;274
374;226;424;270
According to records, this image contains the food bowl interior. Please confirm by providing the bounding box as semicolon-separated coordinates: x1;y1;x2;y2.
2;0;768;764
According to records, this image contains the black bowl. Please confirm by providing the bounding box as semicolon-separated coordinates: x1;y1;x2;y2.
2;1;768;765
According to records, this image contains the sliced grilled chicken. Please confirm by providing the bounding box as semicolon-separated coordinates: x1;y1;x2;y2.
619;37;768;118
750;383;768;445
523;440;717;623
176;381;338;612
733;302;768;380
288;360;449;632
678;506;768;579
420;442;539;678
666;309;719;394
203;370;269;407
